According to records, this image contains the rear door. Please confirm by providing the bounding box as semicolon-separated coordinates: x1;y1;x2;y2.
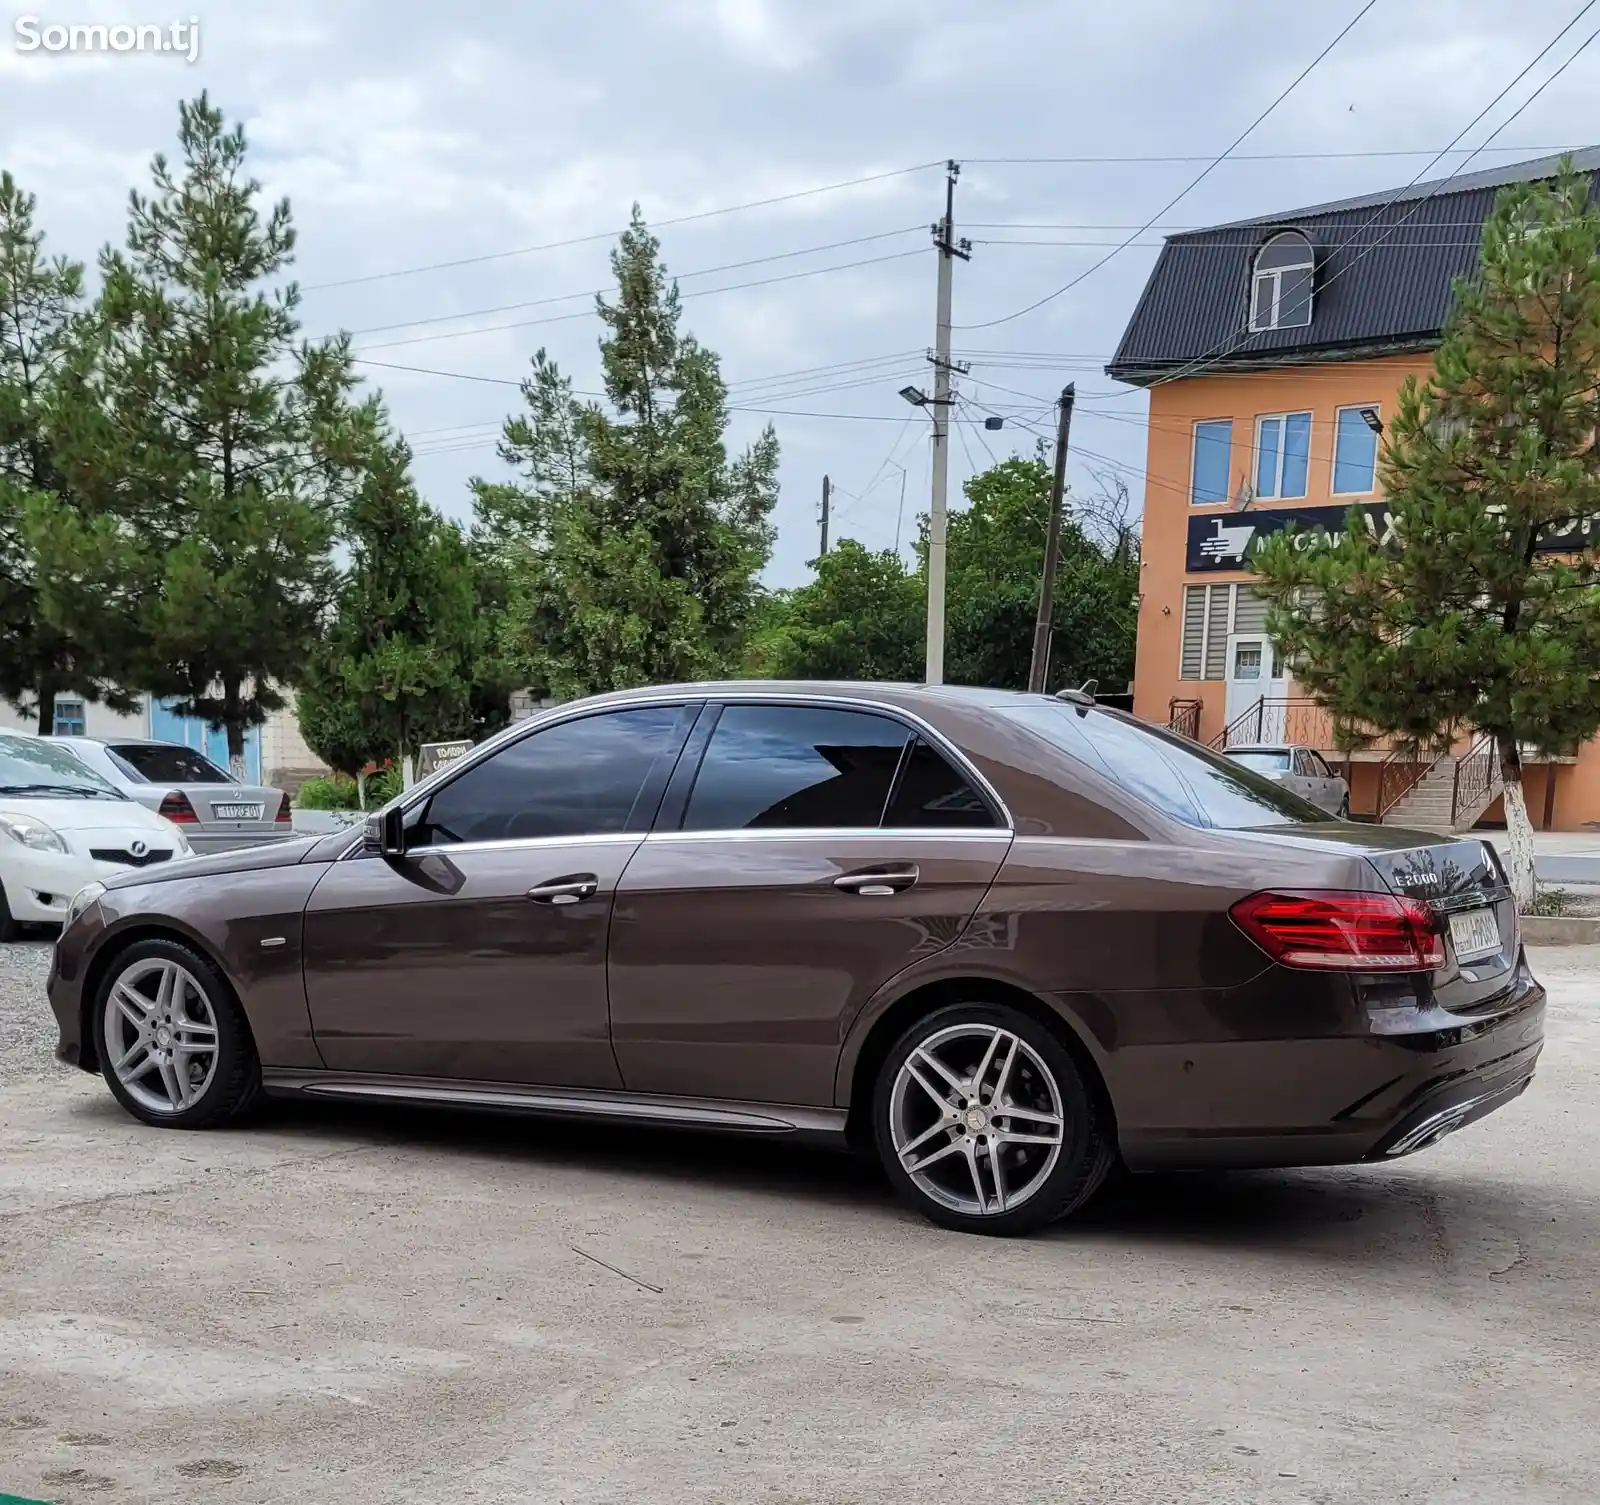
608;701;1012;1106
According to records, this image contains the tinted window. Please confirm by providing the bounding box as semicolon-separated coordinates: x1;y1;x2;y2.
885;739;997;829
682;705;908;831
415;707;685;845
1000;703;1328;829
112;744;233;784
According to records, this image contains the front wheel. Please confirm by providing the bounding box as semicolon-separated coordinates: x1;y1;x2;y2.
93;939;262;1129
873;1001;1114;1236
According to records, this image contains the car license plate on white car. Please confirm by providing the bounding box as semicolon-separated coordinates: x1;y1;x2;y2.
1449;907;1501;961
212;803;263;821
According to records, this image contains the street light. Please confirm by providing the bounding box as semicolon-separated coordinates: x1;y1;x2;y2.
1359;407;1384;435
899;385;929;407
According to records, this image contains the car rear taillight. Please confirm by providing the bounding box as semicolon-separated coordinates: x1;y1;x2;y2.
157;791;199;825
274;792;291;824
1230;890;1445;972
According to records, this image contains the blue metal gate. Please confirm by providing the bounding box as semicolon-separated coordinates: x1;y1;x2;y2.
147;699;262;783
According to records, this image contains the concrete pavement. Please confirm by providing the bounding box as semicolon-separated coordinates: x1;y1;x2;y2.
1;941;1597;1503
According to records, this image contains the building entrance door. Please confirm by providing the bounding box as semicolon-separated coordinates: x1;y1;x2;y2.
1223;633;1286;745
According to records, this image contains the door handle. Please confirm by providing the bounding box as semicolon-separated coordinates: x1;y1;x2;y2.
527;874;600;905
833;866;919;897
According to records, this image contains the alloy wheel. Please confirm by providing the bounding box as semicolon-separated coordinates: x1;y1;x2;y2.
101;957;220;1115
887;1022;1065;1217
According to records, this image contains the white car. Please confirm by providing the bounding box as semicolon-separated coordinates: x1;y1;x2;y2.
1224;743;1351;818
0;730;192;940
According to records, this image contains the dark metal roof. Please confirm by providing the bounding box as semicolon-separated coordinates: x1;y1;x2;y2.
1107;148;1600;387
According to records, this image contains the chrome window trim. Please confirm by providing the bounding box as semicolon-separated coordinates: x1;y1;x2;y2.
642;827;1012;844
336;690;1014;860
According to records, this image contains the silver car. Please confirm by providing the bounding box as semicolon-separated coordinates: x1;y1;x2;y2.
1224;743;1350;818
50;737;293;854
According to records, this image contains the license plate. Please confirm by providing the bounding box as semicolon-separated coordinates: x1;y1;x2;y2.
212;803;263;821
1449;907;1501;961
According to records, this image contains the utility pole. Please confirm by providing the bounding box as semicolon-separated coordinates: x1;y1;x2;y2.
926;160;970;687
819;474;830;557
1027;383;1077;694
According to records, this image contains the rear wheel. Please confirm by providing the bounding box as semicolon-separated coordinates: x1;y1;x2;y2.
93;939;262;1129
873;1001;1114;1236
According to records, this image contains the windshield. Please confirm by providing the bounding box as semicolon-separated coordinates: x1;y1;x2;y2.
1227;749;1293;774
999;702;1330;829
110;743;234;785
0;735;126;799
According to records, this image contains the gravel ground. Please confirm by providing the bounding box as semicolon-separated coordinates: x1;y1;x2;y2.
0;938;54;1084
1;942;1597;1504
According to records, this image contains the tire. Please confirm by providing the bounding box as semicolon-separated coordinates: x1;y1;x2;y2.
872;1001;1115;1237
92;938;262;1129
0;882;20;944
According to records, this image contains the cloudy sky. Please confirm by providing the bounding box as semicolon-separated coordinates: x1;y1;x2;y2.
3;0;1598;583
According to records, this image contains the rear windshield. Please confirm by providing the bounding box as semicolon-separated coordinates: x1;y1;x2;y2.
1227;749;1292;773
111;743;234;785
999;702;1330;829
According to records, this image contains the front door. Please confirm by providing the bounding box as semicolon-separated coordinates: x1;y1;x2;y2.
1224;633;1286;745
608;702;1012;1106
303;704;695;1086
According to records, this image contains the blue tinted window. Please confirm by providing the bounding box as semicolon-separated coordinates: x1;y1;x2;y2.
683;705;908;830
1191;420;1232;505
1334;407;1379;493
1256;413;1311;498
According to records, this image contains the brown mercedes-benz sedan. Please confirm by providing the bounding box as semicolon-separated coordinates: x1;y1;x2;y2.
46;683;1544;1235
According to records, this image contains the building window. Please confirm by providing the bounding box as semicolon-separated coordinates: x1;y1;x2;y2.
1333;405;1380;494
52;696;86;736
1179;583;1269;680
1250;231;1314;332
1254;412;1311;499
1190;419;1233;506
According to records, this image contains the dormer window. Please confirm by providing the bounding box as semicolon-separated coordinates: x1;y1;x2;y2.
1250;231;1314;332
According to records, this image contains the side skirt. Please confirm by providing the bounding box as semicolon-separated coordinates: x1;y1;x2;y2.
260;1069;850;1147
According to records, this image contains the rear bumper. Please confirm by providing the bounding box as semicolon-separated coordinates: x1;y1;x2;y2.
1116;956;1546;1172
187;829;294;854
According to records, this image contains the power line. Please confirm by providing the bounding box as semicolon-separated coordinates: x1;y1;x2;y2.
1145;0;1600;391
956;0;1378;331
352;248;928;352
962;146;1581;165
301;162;944;292
334;226;927;339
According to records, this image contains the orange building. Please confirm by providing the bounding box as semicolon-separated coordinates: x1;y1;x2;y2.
1109;149;1600;832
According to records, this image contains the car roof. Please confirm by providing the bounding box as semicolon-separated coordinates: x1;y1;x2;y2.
1225;743;1298;753
571;680;1065;712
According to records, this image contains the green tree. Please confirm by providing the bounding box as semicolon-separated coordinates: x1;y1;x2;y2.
298;420;487;797
27;94;361;773
1251;163;1600;906
0;172;135;731
475;211;778;697
941;456;1139;693
757;540;925;680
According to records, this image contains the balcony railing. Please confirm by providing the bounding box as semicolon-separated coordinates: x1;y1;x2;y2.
1167;698;1203;741
1207;697;1344;752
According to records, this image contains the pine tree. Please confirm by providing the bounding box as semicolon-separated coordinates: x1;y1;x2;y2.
0;172;135;731
27;95;362;774
474;210;778;697
1252;162;1600;907
297;419;487;792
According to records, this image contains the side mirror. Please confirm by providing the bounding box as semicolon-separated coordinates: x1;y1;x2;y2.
362;805;407;858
